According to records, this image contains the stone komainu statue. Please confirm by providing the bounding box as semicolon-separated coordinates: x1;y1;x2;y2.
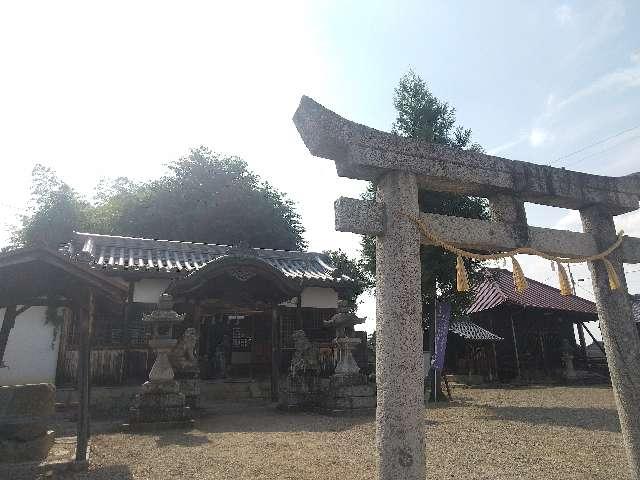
169;327;198;372
290;330;320;377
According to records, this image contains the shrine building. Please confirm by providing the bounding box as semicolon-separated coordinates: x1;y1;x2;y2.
0;231;367;394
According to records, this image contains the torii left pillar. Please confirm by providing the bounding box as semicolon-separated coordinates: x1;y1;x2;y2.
375;171;425;479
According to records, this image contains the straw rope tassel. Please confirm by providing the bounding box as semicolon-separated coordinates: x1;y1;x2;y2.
557;262;572;296
456;256;470;292
403;213;625;293
603;259;621;291
511;257;528;294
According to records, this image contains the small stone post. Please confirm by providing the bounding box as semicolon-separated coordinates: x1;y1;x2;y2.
375;171;424;480
580;205;640;479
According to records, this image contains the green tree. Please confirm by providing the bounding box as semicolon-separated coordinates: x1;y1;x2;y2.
362;70;489;316
11;165;92;249
323;249;374;305
91;147;306;250
362;70;490;399
12;147;308;252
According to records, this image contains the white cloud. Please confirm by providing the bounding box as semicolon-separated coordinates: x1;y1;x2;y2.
555;64;640;112
554;210;582;232
529;128;550;147
545;93;556;108
487;135;527;155
570;1;625;57
555;5;573;25
615;209;640;237
631;50;640;64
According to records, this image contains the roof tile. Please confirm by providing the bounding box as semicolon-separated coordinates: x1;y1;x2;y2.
62;232;347;285
467;268;597;316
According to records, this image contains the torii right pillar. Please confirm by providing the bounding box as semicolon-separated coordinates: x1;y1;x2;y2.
581;205;640;478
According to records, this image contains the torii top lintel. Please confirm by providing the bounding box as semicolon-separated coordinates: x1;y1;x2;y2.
293;95;640;215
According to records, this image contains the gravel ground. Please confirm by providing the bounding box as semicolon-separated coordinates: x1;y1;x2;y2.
37;386;632;479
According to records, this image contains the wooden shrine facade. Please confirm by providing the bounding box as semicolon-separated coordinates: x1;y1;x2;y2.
51;232;361;390
0;247;128;464
456;269;600;382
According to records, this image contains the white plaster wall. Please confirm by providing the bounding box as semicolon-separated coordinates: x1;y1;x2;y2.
300;287;338;309
0;306;60;386
133;279;172;303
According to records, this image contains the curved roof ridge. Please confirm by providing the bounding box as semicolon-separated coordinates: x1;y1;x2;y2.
71;231;323;257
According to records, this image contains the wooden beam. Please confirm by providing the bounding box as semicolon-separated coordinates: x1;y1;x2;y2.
76;290;94;464
510;311;521;379
0;306;18;366
15;305;31;316
577;323;587;359
271;307;280;402
0;298;71;309
296;295;302;330
121;282;135;381
0;248;128;302
580;322;607;357
334;197;640;263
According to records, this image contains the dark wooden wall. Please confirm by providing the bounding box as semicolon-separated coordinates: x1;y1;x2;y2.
466;305;581;382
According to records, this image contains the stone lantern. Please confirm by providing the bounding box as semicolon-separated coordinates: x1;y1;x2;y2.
319;300;376;414
129;294;191;427
144;294;185;383
324;300;365;377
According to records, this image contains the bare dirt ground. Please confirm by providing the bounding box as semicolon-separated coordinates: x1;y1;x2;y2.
27;386;634;479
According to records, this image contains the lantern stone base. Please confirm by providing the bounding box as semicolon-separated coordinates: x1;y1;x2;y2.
0;430;55;464
128;380;191;428
0;384;56;464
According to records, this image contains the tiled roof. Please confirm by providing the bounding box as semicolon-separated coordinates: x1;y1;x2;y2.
62;232;345;285
467;268;597;316
632;295;640;323
450;319;503;341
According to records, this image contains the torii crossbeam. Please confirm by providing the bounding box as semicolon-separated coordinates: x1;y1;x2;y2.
294;95;640;480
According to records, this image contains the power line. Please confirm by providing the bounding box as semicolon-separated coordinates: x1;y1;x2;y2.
549;124;640;166
575;282;594;297
562;133;640;169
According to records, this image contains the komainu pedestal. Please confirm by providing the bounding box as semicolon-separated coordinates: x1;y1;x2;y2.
169;328;201;408
278;330;321;411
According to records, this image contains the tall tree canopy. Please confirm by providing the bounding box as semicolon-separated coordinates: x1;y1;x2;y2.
362;70;489;317
12;147;306;251
11;164;92;249
324;249;374;305
90;147;306;250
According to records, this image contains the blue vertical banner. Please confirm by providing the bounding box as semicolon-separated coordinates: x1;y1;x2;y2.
433;302;451;371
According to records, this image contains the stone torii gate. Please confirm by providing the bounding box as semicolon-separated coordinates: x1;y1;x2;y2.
293;96;640;480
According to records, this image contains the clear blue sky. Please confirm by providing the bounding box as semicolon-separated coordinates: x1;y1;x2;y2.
0;1;638;333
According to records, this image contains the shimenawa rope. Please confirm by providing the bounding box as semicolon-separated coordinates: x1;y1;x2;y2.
402;213;625;296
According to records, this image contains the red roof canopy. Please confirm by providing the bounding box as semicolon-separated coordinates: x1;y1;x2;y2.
467;268;597;318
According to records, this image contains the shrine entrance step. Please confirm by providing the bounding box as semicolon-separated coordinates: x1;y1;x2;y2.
200;379;271;402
